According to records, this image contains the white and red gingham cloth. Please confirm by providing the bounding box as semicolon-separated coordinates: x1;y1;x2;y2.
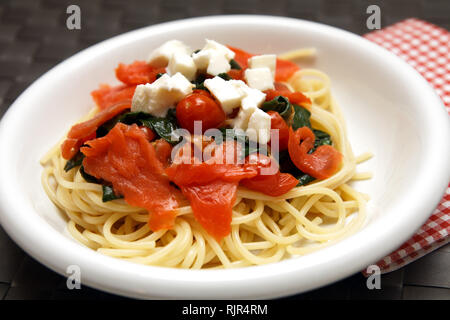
363;18;450;274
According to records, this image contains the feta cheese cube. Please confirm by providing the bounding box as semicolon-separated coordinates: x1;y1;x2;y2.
147;40;192;67
193;50;231;76
203;39;235;60
230;81;266;130
168;72;194;96
246;108;271;144
191;49;210;70
232;103;257;130
228;79;247;92
207;52;231;76
245;67;274;91
167;52;197;81
192;39;236;76
204;77;245;114
131;73;193;117
240;86;266;110
248;54;277;78
131;85;152;113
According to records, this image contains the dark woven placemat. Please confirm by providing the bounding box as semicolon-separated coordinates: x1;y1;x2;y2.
0;0;449;300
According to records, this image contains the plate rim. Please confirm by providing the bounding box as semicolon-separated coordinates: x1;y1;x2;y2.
0;15;449;299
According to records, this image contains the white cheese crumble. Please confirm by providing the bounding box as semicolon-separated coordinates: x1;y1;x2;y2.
246;108;272;145
147;40;192;68
205;75;270;143
167;52;197;81
131;73;193;117
143;39;276;144
231;83;266;130
192;39;236;76
244;67;274;91
248;54;277;78
204;77;245;114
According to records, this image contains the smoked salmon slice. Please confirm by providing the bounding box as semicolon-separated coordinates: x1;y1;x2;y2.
166;142;258;241
61;101;131;160
91;84;136;111
115;61;165;85
81;123;180;230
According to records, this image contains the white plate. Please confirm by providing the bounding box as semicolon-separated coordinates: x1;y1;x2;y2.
0;16;449;299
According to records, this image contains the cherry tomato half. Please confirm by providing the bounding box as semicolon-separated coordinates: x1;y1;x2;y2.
176;92;226;133
192;89;212;97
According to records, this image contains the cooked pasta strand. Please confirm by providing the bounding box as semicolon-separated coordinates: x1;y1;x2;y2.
40;51;371;268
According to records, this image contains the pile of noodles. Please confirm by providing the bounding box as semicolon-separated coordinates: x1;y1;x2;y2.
41;48;372;269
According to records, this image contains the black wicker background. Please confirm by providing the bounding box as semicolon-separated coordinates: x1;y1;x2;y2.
0;0;449;300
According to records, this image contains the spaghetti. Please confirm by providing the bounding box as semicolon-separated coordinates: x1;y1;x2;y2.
41;45;372;269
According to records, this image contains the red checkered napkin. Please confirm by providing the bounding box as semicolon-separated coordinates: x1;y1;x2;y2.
363;19;450;274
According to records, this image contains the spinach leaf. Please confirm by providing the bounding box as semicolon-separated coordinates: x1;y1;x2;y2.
102;185;123;202
140;117;179;144
64;146;98;182
296;173;316;186
64;151;84;172
311;129;332;153
217;73;232;81
192;74;208;91
96;110;132;137
156;73;165;79
230;59;241;70
278;129;332;185
246;144;263;158
289;106;332;153
292;104;311;130
97;110;179;144
118;111;152;125
79;167;122;202
80;166;123;202
195;82;208;91
217;128;247;145
277;150;296;174
166;108;177;122
79;165;100;183
261;95;292;120
97;111;151;138
277;150;316;186
216;128;267;158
